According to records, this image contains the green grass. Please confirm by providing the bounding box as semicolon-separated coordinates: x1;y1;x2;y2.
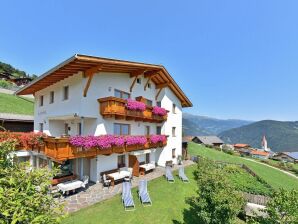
63;166;198;224
0;93;34;115
188;142;298;190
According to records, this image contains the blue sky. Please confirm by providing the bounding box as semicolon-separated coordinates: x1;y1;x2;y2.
1;0;298;121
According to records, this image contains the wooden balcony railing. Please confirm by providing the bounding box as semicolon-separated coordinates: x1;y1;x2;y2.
98;97;167;123
42;136;167;162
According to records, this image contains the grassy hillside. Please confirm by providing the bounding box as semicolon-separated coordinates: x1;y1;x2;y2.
219;120;298;152
0;93;34;115
188;142;298;190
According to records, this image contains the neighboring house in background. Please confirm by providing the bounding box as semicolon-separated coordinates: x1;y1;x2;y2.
250;150;270;160
0;113;33;132
192;136;224;148
234;143;251;151
273;152;298;163
16;54;192;183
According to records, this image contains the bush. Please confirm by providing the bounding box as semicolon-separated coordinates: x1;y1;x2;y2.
250;189;298;224
184;159;245;224
0;140;64;223
0;80;12;89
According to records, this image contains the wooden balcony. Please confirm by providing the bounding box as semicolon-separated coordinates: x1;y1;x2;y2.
41;136;167;162
98;97;167;123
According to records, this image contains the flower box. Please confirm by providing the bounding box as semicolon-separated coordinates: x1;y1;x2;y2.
113;145;125;153
125;144;145;152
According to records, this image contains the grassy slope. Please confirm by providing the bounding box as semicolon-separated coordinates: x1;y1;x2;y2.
63;166;198;224
0;93;34;115
188;142;298;190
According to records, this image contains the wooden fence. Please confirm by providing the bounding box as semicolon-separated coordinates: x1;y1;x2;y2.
243;192;270;206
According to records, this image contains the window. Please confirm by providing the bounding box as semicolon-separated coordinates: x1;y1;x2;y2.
156;101;161;107
172;103;176;114
146;153;150;164
49;91;54;104
114;123;130;135
77;123;82;136
39;123;44;132
136;78;141;84
147;83;151;89
114;89;130;99
146;99;153;107
39;95;44;107
63;86;69;100
172;127;176;137
118;155;126;168
172;148;176;159
156;126;161;135
145;126;150;136
64;123;69;135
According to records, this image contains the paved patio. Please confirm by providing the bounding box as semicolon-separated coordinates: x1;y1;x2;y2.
60;160;195;213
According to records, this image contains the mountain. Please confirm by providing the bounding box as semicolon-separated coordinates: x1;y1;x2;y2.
219;120;298;152
182;113;253;136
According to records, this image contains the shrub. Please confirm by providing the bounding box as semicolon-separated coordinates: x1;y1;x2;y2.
250;189;298;224
0;80;12;89
185;159;245;224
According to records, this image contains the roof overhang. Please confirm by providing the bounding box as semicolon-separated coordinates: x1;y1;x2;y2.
16;54;192;107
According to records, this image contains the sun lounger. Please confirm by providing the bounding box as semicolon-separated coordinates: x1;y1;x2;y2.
138;180;152;206
122;182;135;211
179;167;189;183
165;166;175;183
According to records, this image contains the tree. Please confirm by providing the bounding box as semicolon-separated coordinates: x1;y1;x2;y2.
183;159;245;224
250;188;298;224
0;139;64;223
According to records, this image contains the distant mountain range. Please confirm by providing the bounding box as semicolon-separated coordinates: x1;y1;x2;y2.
219;120;298;152
182;113;253;136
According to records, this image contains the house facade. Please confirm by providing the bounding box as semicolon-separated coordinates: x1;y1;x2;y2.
16;54;192;183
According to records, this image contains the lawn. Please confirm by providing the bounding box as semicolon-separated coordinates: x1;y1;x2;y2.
63;166;198;224
0;93;34;115
188;142;298;190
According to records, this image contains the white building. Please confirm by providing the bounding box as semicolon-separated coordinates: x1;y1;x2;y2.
16;54;192;183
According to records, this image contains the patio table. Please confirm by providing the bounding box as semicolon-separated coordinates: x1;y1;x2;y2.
57;180;85;194
108;170;130;186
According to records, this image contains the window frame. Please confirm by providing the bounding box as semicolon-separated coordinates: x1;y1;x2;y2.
39;95;44;107
39;123;44;132
136;78;141;84
113;123;131;135
172;103;176;114
145;153;150;164
117;155;126;168
172;127;176;137
114;89;130;99
63;86;69;101
156;126;162;135
172;148;176;159
49;91;54;104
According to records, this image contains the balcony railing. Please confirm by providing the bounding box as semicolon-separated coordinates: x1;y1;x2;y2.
42;136;167;162
98;97;167;123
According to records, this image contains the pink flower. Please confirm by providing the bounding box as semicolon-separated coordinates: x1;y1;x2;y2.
126;99;146;111
150;135;167;144
152;106;167;116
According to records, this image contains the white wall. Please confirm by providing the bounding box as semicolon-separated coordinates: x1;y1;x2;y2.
33;71;184;175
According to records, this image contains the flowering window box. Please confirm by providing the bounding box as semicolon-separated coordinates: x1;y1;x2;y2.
112;145;125;153
125;144;145;152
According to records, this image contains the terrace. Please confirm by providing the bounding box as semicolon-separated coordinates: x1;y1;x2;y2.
98;97;167;123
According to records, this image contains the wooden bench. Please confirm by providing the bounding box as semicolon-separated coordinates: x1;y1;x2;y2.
51;174;77;185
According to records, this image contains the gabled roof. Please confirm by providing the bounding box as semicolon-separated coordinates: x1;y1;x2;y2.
250;150;269;156
0;113;34;122
182;136;194;142
16;54;192;107
194;136;224;145
234;144;251;148
283;152;298;160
